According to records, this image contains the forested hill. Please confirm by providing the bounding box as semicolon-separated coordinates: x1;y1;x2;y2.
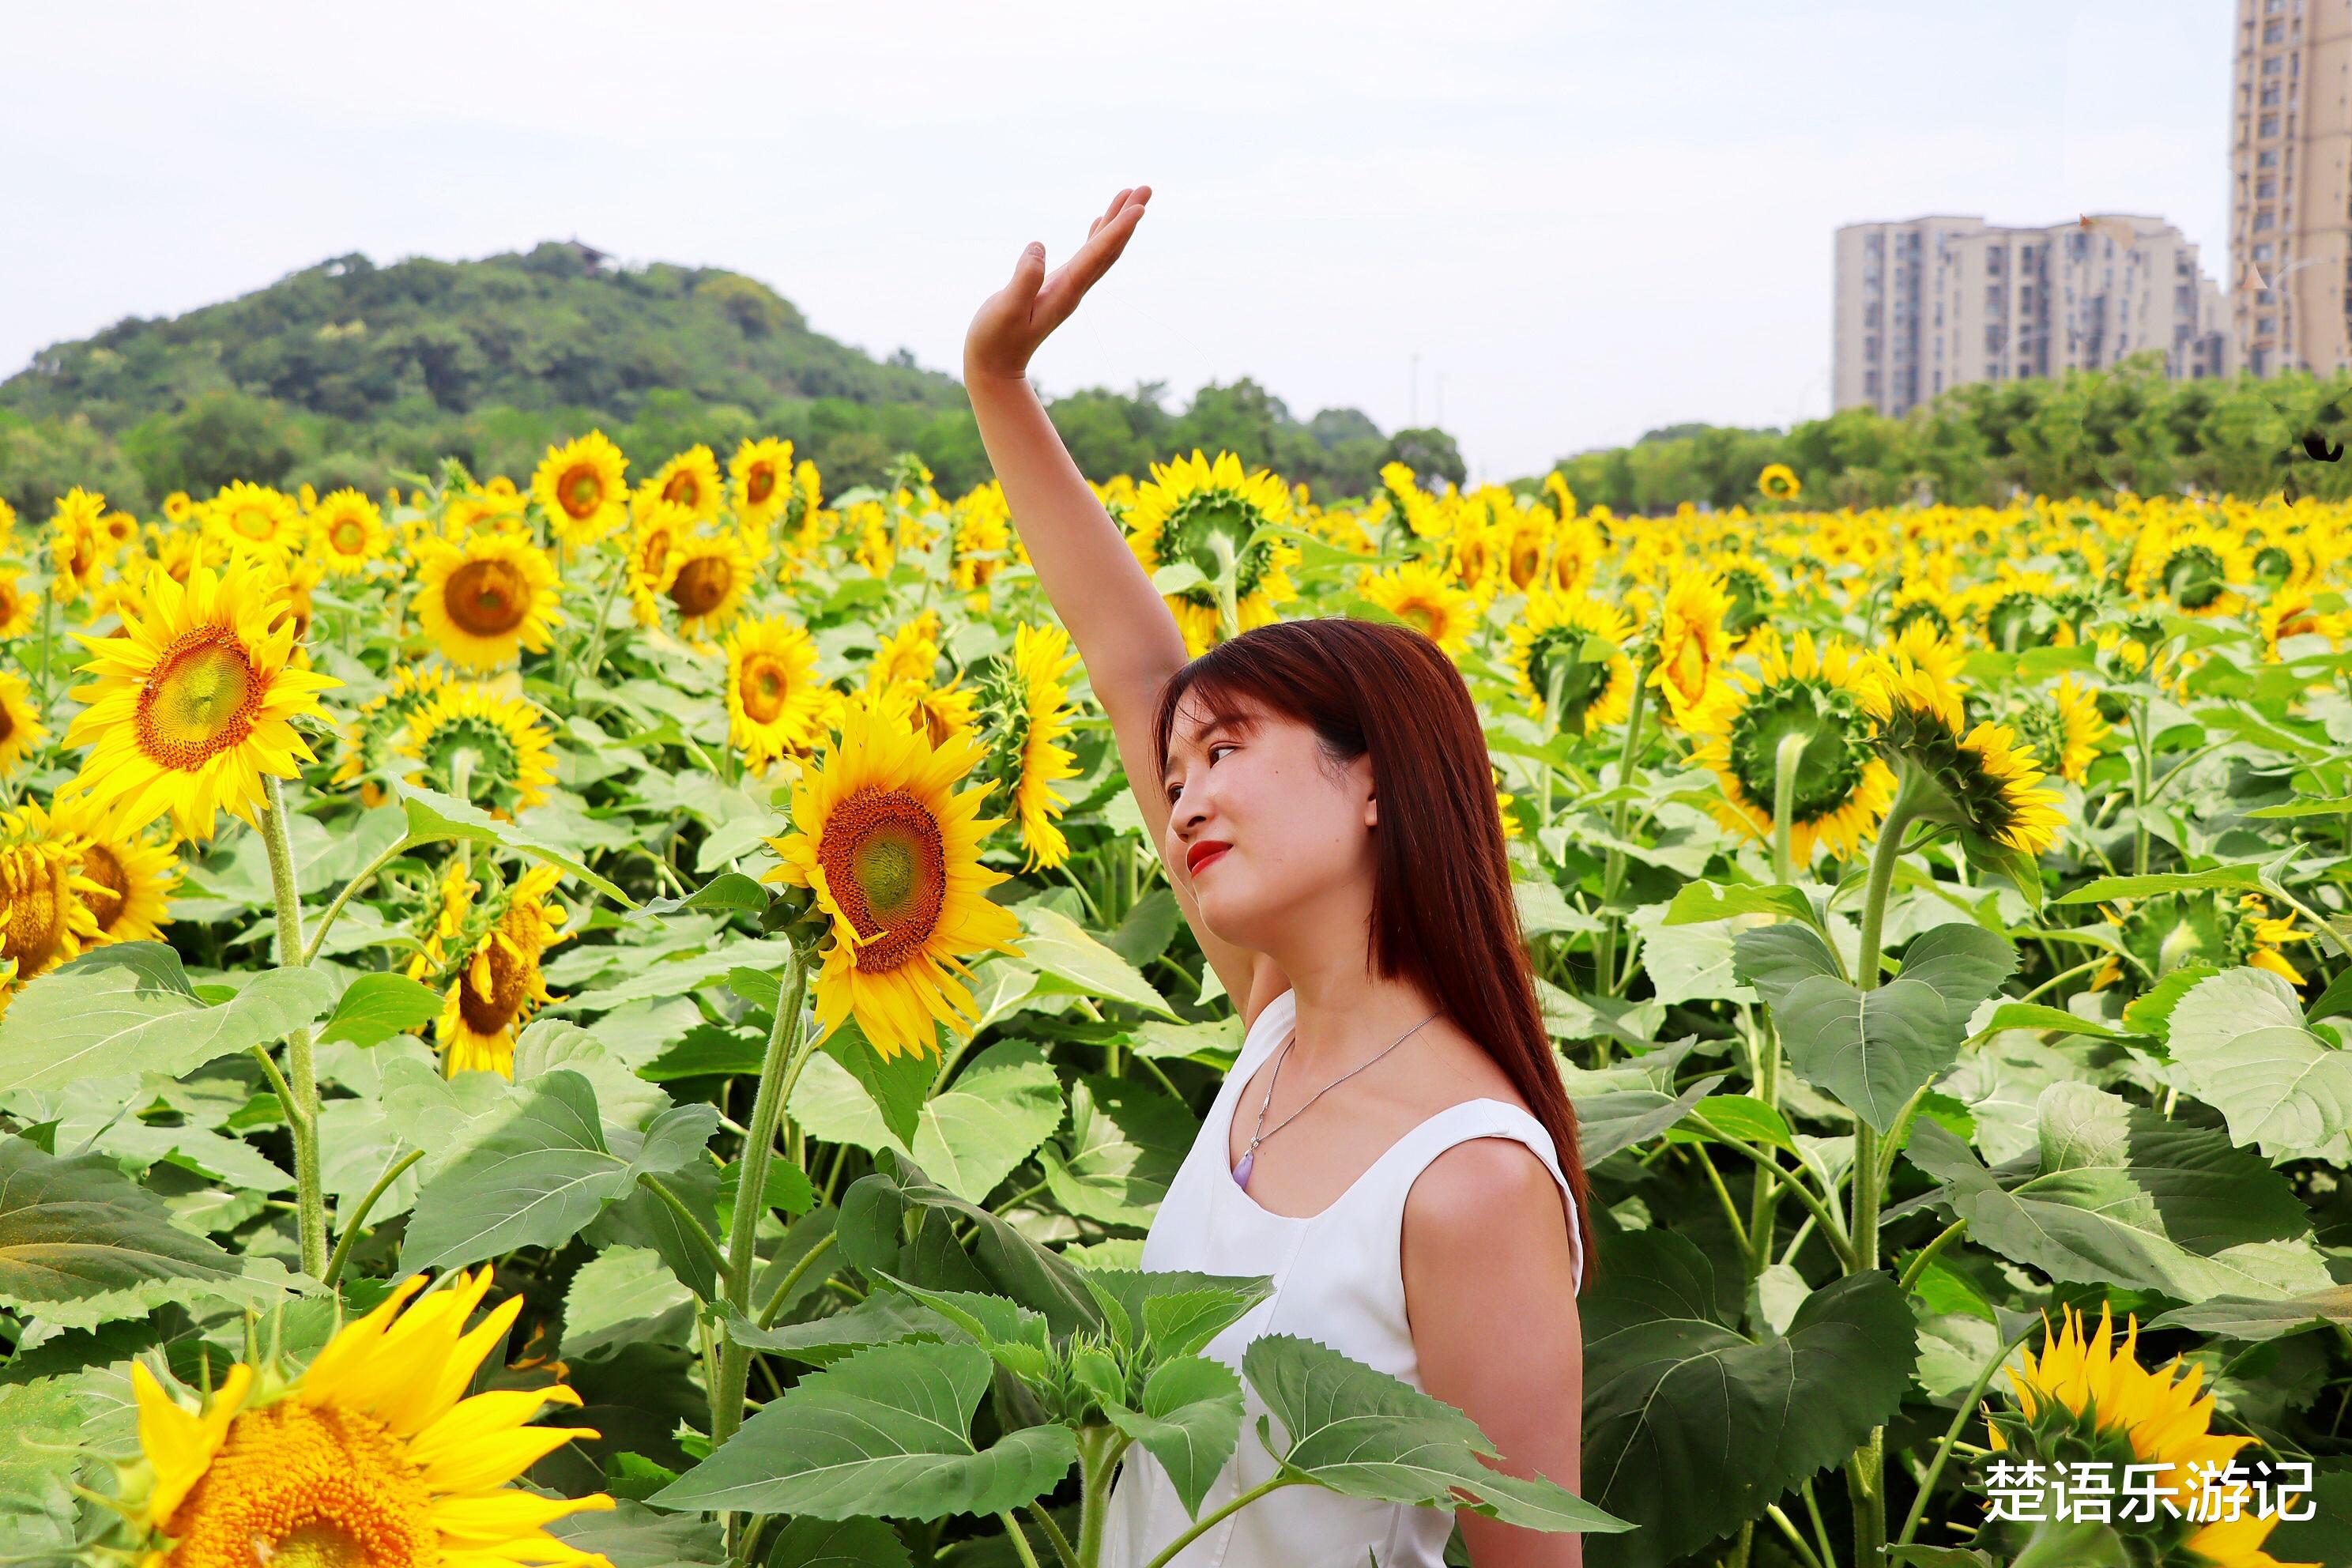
2;242;960;430
0;241;1442;512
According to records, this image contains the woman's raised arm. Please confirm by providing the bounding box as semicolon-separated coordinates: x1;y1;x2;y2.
962;187;1269;1012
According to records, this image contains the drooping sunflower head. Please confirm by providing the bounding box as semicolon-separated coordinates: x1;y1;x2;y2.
1936;721;2066;856
2111;890;2309;986
761;693;1026;1060
202;481;302;560
50;486;115;602
13;795;180;946
1971;570;2075;653
0;668;47;776
625;500;692;628
330;664;453;800
1713;552;1779;640
123;1266;615;1567
1355;558;1480;654
0;829;104;986
62;556;342;841
398;683;557;819
1983;1302;2316;1568
971;622;1084;873
1504;590;1635;737
412;533;564;671
730;435;795;530
2257;586;2349;660
2007;676;2111;785
724;616;829;771
1692;629;1893;865
650;443;725;522
664;530;756;642
1547;513;1607;600
531;430;631;547
0;569;40;641
1649;568;1734;727
1758;462;1802;502
308;488;389;575
434;865;571;1079
1886;581;1958;641
1125;450;1302;655
1861;619;1971;737
950;482;1013;596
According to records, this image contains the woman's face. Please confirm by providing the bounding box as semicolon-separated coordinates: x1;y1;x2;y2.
1160;692;1378;952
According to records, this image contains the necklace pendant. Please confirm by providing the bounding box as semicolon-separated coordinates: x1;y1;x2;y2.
1232;1150;1255;1189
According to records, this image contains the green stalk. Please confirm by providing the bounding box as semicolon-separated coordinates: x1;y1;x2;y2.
1075;1424;1133;1567
1896;1317;2040;1547
2132;695;2154;877
323;1149;424;1287
1594;654;1654;994
303;834;415;964
714;938;816;1555
1841;763;1928;1568
1134;1472;1298;1568
1205;530;1240;643
36;585;55;718
571;550;632;703
1747;729;1810;1283
258;775;328;1280
1770;730;1807;888
1537;657;1569;827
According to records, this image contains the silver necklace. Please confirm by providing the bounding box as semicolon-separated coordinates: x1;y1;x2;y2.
1233;1008;1440;1190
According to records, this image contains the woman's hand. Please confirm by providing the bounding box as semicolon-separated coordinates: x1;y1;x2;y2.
964;185;1152;383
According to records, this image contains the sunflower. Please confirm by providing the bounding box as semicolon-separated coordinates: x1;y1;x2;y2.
62;558;341;842
0;570;35;640
1887;581;1959;640
308;488;389;575
1649;569;1734;727
1547;512;1607;599
1981;1302;2316;1568
1503;590;1636;736
124;1267;614;1568
730;436;795;533
435;865;570;1078
1867;619;1970;732
950;482;1012;598
0;833;104;988
665;530;755;642
649;444;724;522
2009;677;2110;784
1713;552;1778;640
51;487;114;604
14;797;179;946
1692;629;1894;865
974;623;1084;872
1971;571;2074;652
0;669;46;775
866;611;944;693
162;491;194;525
724;616;831;771
399;684;558;817
532;431;630;548
202;481;302;559
1355;559;1479;654
2129;525;2256;619
1123;450;1303;657
2257;587;2349;659
406;858;480;983
625;501;691;628
2098;891;2309;989
331;664;453;798
412;533;563;670
1758;462;1802;501
1940;721;2066;855
761;693;1026;1060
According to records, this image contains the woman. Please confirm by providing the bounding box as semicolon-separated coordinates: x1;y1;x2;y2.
965;186;1593;1568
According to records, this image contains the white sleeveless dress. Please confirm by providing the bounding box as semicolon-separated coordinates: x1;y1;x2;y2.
1099;986;1586;1568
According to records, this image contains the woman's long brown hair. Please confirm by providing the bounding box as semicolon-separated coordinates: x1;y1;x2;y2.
1150;615;1594;1277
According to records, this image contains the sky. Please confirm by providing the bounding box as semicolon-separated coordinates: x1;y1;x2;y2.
0;0;2232;483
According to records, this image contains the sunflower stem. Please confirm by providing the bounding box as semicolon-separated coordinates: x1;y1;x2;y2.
258;774;329;1281
1771;730;1807;888
714;936;815;1551
1594;650;1654;996
323;1148;424;1287
573;550;631;703
1841;764;1928;1568
1895;1317;2039;1548
302;834;416;965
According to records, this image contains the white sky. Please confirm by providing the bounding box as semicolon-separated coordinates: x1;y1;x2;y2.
0;0;2231;483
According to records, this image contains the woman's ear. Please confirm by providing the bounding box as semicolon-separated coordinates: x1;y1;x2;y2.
1366;793;1377;828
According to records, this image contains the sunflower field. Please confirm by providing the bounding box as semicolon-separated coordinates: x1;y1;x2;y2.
3;434;2352;1568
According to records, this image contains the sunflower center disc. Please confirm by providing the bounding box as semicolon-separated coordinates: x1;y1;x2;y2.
746;466;778;505
234;507;274;541
330;518;368;555
78;843;127;930
444;559;530;637
561;465;603;518
741;656;789;723
670;557;733;617
154;1400;434;1568
665;474;703;510
2;855;62;974
460;937;533;1035
139;631;262;771
820;789;947;973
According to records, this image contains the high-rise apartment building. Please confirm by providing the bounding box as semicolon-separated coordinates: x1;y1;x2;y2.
2230;0;2352;375
1832;216;2232;419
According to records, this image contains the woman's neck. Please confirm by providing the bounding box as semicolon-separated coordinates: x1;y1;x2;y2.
1276;960;1443;1078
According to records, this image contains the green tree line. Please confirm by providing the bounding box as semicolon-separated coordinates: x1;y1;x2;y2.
0;242;1444;517
1548;352;2352;511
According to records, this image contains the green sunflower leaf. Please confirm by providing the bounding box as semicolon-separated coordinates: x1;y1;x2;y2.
1015;905;1177;1018
2052;862;2266;905
316;972;446;1050
1775;974;1957;1133
2166;966;2352;1163
1244;1334;1632;1535
646;1340;1078;1519
394;780;634;906
0;950;337;1094
1105;1357;1246;1520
